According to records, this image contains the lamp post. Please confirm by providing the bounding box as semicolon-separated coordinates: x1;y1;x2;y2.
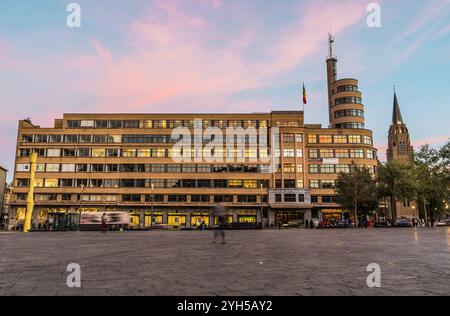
260;183;264;229
151;183;154;228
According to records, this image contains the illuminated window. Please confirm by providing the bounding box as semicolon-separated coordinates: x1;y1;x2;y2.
36;164;45;172
259;121;268;128
137;149;151;157
297;179;304;188
296;134;303;143
296;164;304;173
283;149;295;158
283;164;295;173
319;135;333;144
122;149;137;157
228;180;243;188
367;150;376;159
335;150;349;158
321;165;335;174
34;179;44;187
308;135;317;143
320;150;334;158
309;180;320;188
363;136;373;145
46;164;60;172
336;165;350;173
296;149;303;158
92;149;106;158
44;179;58;188
348;135;361;144
349;149;364;158
309;149;319;158
243;180;257;189
333;135;347;143
47;149;61;157
309;165;319;173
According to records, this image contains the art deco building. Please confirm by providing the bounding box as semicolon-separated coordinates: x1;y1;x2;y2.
10;37;378;230
387;92;416;219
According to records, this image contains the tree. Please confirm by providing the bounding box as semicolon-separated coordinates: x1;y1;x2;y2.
377;160;417;220
336;166;378;222
415;142;450;225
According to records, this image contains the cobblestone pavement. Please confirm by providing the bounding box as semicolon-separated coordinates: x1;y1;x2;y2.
1;228;449;296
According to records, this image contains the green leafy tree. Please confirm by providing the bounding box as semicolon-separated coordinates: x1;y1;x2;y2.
336;166;378;221
377;160;417;220
415;142;450;225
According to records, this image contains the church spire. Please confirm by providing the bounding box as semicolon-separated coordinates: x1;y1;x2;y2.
392;91;404;125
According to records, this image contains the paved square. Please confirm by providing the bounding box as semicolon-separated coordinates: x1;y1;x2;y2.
1;228;449;296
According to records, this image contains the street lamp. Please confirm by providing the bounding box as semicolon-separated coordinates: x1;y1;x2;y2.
260;183;264;230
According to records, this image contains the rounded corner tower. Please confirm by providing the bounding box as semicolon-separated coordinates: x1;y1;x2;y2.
326;35;366;130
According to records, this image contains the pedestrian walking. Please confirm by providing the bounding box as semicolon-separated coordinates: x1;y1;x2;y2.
48;216;54;231
212;203;227;244
101;213;108;233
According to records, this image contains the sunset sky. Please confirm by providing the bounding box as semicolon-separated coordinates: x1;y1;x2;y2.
1;0;450;181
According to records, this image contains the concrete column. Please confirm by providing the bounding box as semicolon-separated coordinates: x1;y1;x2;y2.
268;209;275;227
32;208;39;230
233;209;238;223
162;211;168;225
186;210;191;228
256;209;262;228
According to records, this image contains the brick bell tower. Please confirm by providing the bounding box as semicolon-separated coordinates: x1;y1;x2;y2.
387;91;414;163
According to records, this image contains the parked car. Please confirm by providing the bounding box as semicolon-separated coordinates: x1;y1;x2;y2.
394;219;413;227
435;220;446;227
446;219;450;226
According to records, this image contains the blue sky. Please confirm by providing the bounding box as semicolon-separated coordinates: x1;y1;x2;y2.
1;0;450;182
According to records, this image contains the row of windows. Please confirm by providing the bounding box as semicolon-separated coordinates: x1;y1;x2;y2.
22;134;270;145
17;148;271;159
335;85;358;93
282;134;303;143
67;120;270;129
275;148;303;158
335;96;362;105
17;178;269;189
311;195;338;204
308;149;376;159
275;194;306;203
308;164;376;174
307;134;372;144
16;163;270;174
335;123;365;130
17;193;265;204
334;109;364;118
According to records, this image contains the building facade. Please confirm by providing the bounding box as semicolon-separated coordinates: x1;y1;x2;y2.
387;92;416;219
0;166;7;228
10;38;378;230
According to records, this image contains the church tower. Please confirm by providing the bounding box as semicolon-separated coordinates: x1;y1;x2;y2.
387;92;414;163
386;91;416;220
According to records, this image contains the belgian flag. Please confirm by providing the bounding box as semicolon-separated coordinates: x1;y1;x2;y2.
302;83;307;105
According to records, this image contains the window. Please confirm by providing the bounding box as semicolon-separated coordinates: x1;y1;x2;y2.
150;179;165;188
335;150;349;158
298;194;305;202
349;149;364;158
49;135;62;143
22;135;33;143
284;180;295;188
80;120;94;128
296;149;303;158
238;195;257;203
309;165;319;173
283;149;295;158
363;136;373;145
77;164;88;172
151;164;166;173
36;164;45;172
62;193;72;201
108;135;122;143
348;135;361;144
336;85;358;93
296;134;303;143
107;149;120;157
108;120;123;129
95;120;108;128
182;165;196;173
35;135;48;143
67;120;81;128
197;180;211;188
214;195;233;203
77;148;90;157
308;135;317;144
34;179;44;187
320;149;334;158
122;149;137;157
321;165;335;174
283;164;295;173
122;195;141;202
309;180;319;188
46;164;60;172
17;164;30;172
333;135;347;144
229;180;243;188
213;180;228;188
44;179;58;188
168;195;187;203
61;149;75;157
106;164;119;172
93;135;107;143
64;135;78;143
197;165;211;173
191;195;210;203
182;179;196;188
321;180;335;189
105;195;118;202
243;180;258;189
90;179;103;187
367;150;376;159
79;135;92;143
283;134;295;143
123;120;140;128
91;164;105;172
92;149;106;158
137;149;151;158
335;96;362;105
104;179;119;188
336;164;350;173
322;195;336;203
285;194;296;202
297;179;304;188
309;149;319;158
319;135;333;144
45;149;61;157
